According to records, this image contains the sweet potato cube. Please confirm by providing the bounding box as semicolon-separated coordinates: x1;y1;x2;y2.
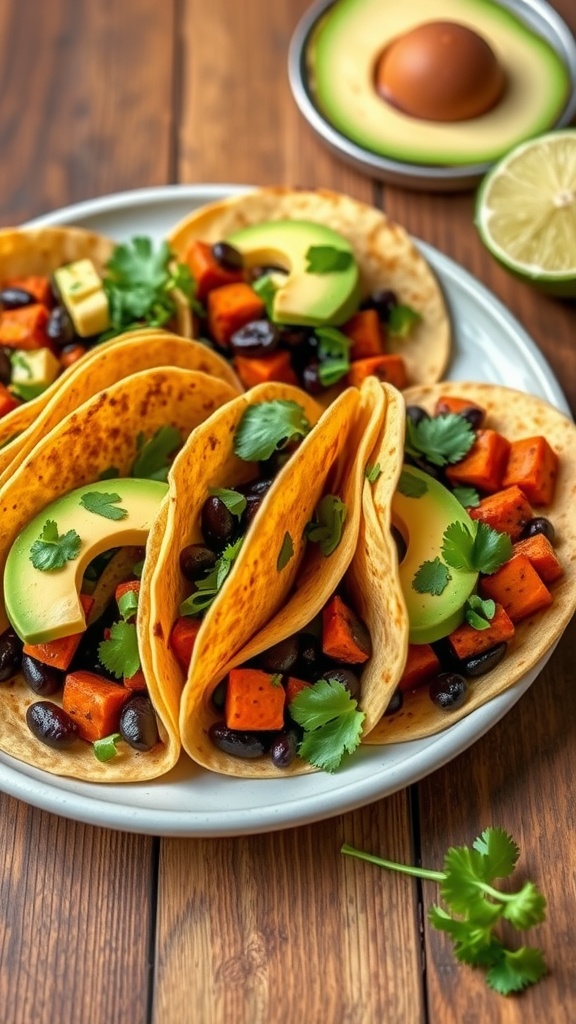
434;395;486;426
502;436;559;506
234;350;298;389
468;486;533;541
206;283;265;348
169;616;202;673
5;275;53;306
448;604;515;661
0;382;20;419
445;430;510;493
0;304;50;350
123;669;148;692
322;595;372;664
285;676;312;705
346;354;407;390
398;644;440;692
225;668;286;731
184;240;245;302
62;670;130;742
479;554;553;623
342;309;385;360
22;594;95;671
513;533;563;584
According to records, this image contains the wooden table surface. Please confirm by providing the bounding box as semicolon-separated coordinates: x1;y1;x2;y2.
1;2;575;1021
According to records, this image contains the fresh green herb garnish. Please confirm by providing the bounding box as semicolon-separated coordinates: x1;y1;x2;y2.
290;679;365;773
305;495;347;556
277;531;294;571
131;425;182;481
234;400;311;462
179;537;243;617
132;559;145;579
29;520;82;572
98;465;120;481
342;827;547;996
412;556;451;596
397;469;428;498
93;733;122;763
315;326;352;387
98;620;140;679
118;589;139;622
388;303;422;338
442;521;512;575
465;595;496;630
80;491;128;521
305;246;354;274
208;487;247;520
453;485;481;508
365;462;382;483
405;414;475;467
252;274;277;318
270;673;283;688
103;237;195;336
10;382;47;402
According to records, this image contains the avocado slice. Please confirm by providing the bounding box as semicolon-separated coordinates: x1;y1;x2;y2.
5;478;167;644
309;0;570;166
228;219;360;326
392;467;478;644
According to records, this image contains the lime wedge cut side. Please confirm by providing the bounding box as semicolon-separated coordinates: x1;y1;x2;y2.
475;130;576;296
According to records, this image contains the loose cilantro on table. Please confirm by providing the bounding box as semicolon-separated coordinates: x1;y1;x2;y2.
397;469;428;498
405;413;475;467
131;425;182;481
305;495;347;557
290;679;365;773
234;400;311;462
29;520;81;572
465;595;496;630
442;521;512;575
102;237;196;336
388;303;422;338
365;462;382;483
98;585;141;679
452;484;480;509
305;246;354;274
179;537;243;617
277;531;294;571
80;491;128;521
413;557;451;596
93;733;122;763
342;827;547;996
315;326;352;387
208;487;247;520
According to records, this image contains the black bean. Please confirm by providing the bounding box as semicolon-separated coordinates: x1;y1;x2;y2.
405;405;430;428
361;288;398;322
461;642;507;678
404;453;445;483
119;694;159;751
201;495;238;551
209;721;267;759
237;477;274;498
0;348;12;385
259;447;296;479
457;406;484;431
298;633;323;677
429;672;467;710
179;543;217;582
211;679;228;711
230;319;279;358
384;689;403;715
278;326;312;349
320;667;361;700
0;287;35;310
26;701;79;749
301;361;324;395
0;626;23;682
248;264;284;282
46;305;76;348
257;635;300;675
270;730;299;769
521;517;555;544
21;653;64;696
212;241;244;271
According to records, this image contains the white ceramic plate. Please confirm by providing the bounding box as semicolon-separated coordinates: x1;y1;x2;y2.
0;184;569;836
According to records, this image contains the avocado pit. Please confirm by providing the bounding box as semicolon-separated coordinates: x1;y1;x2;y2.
374;20;506;122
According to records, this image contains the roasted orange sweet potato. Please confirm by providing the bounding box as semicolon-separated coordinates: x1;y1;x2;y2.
62;670;130;742
322;595;371;664
346;354;407;390
479;554;553;623
123;669;148;692
23;594;95;671
284;676;312;706
234;350;298;389
445;429;511;493
4;275;53;306
0;303;50;350
468;485;533;541
0;382;20;419
513;533;563;584
448;603;515;661
206;283;265;348
59;343;86;369
398;643;440;692
342;309;385;361
502;436;559;506
184;240;245;301
225;668;286;731
169;616;202;673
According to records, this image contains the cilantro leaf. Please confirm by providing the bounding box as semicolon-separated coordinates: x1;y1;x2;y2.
365;462;382;483
405;414;475;467
305;246;354;274
465;595;496;631
388;303;421;338
208;487;247;520
486;947;547;996
290;679;365;772
305;495;347;556
318;358;350;387
234;400;311;462
103;236;190;335
442;521;476;570
80;491;128;521
453;485;480;508
131;425;182;481
29;520;82;572
118;589;139;622
252;274;277;318
472;826;519;877
442;521;512;575
179;537;243;617
501;882;547;929
314;327;352;387
413;557;451;596
98;620;140;679
277;531;294;571
10;382;47;402
93;733;122;762
397;469;428;498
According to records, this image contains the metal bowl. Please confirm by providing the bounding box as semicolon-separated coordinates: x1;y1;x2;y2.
288;0;576;191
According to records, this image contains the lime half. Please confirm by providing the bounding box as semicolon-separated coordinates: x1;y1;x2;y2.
476;130;576;297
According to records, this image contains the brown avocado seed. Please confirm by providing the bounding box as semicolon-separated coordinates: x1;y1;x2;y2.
374;20;506;122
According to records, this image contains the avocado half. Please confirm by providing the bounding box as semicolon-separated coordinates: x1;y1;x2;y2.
309;0;570;166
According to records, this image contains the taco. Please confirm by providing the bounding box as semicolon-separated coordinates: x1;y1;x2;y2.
0;226;197;450
363;382;576;743
167;187;451;402
0;329;241;485
0;366;238;781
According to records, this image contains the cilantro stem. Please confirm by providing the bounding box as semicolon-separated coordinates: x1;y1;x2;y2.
341;844;445;882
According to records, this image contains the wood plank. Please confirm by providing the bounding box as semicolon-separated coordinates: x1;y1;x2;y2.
0;796;156;1024
0;0;175;224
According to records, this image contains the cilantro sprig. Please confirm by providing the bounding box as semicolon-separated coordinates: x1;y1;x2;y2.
342;827;547;996
29;520;81;572
80;491;128;521
442;521;512;575
305;495;347;557
305;245;354;274
180;537;243;617
315;326;352;387
103;237;196;337
289;679;365;772
465;595;496;631
131;425;182;482
98;586;141;679
234;400;311;462
405;414;475;467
